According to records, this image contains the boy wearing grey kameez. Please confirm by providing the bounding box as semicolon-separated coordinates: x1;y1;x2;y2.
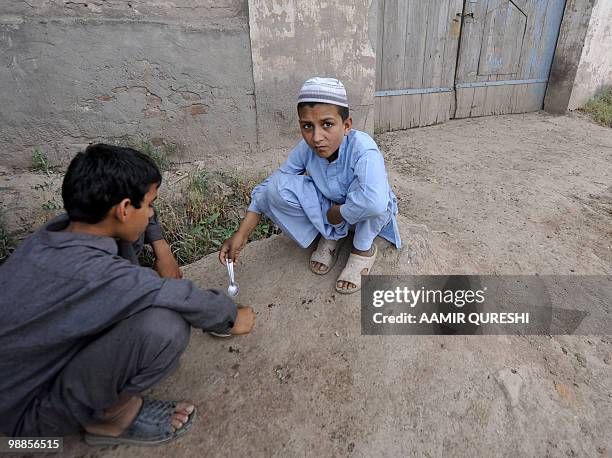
0;144;256;445
220;77;401;293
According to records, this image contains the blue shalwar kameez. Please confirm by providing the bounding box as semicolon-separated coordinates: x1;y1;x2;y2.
248;129;401;251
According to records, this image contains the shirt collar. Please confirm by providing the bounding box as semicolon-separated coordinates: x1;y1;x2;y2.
38;213;119;255
338;133;349;160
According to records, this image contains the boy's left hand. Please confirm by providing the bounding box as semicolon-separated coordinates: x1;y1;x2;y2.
151;240;183;279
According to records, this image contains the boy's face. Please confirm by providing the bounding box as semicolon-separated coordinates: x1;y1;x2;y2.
117;183;158;242
298;104;352;159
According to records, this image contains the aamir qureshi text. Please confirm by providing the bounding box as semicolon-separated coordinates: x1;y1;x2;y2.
370;286;529;326
372;311;530;326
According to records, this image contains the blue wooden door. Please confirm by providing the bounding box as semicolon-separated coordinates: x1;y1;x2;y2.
375;0;567;131
454;0;566;117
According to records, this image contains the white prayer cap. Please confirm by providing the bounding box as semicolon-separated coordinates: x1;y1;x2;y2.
297;77;349;108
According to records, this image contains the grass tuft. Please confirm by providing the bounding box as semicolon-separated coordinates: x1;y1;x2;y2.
112;137;176;172
31;147;51;175
151;171;280;266
579;88;612;127
139;140;175;172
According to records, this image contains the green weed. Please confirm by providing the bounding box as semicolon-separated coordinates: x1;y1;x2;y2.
140;140;174;172
112;137;176;172
32;181;63;213
579;88;612;127
151;171;279;266
41;196;63;211
190;170;209;194
31;147;51;175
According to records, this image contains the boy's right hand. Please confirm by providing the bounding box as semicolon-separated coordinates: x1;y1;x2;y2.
230;306;256;335
219;232;248;264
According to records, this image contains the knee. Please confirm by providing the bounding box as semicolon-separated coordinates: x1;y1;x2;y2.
266;173;301;209
131;308;190;354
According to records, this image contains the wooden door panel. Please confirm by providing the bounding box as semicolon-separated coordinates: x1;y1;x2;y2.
477;0;527;76
455;0;566;117
375;0;462;131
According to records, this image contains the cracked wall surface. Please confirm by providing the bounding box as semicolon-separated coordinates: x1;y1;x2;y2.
567;0;612;109
0;0;256;171
4;0;248;25
248;0;377;163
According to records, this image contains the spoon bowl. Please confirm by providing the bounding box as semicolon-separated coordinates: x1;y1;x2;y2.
226;260;240;297
227;283;240;297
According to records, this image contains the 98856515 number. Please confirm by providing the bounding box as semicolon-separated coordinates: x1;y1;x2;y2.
1;438;63;452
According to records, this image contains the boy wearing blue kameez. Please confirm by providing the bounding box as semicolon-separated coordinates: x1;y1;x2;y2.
220;77;401;294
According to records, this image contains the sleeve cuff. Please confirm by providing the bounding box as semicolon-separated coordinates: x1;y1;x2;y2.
214;306;237;334
339;204;359;225
144;214;164;243
247;202;262;214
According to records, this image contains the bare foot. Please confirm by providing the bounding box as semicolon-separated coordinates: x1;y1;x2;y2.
311;256;335;273
85;396;195;437
336;246;375;291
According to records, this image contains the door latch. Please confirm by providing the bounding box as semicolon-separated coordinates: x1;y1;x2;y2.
456;12;474;18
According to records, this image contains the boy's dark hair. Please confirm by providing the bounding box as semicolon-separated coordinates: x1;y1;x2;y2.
62;143;162;224
297;102;349;121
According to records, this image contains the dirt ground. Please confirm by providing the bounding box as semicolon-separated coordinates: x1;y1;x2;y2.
5;112;612;457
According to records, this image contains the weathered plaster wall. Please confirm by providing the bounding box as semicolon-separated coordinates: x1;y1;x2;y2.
567;0;612;109
248;0;377;167
543;0;611;113
0;0;257;171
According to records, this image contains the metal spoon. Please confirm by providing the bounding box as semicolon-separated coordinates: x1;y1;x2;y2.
226;260;239;297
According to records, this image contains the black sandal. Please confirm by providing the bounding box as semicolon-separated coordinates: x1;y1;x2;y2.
84;398;197;446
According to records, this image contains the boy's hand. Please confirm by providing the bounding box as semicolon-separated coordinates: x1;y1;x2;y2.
219;232;248;264
219;211;262;264
151;240;182;279
326;204;344;225
230;306;256;335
